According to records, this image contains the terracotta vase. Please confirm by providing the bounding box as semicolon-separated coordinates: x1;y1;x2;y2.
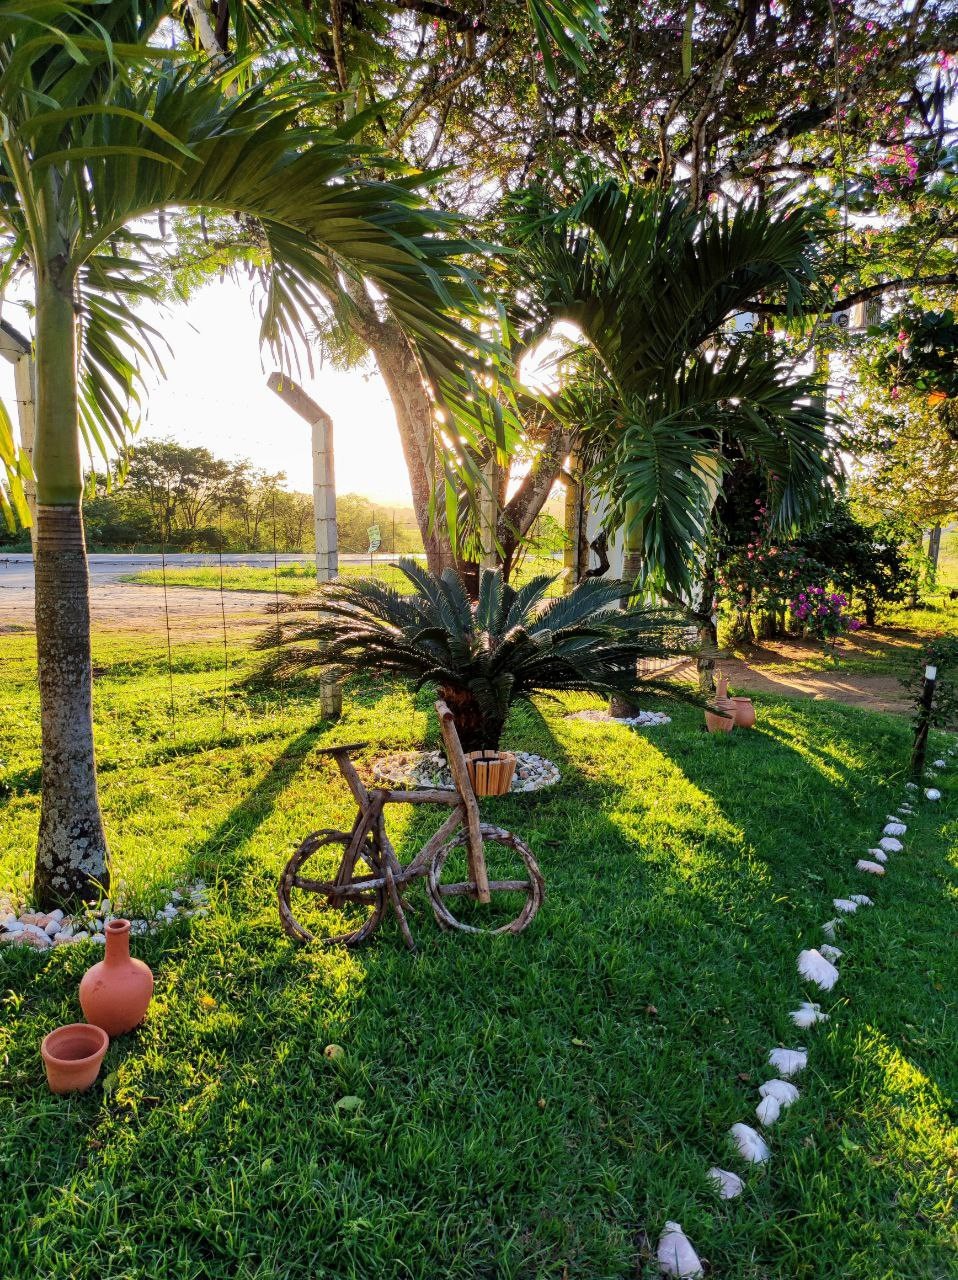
79;919;154;1037
732;696;756;729
41;1023;109;1094
705;674;735;733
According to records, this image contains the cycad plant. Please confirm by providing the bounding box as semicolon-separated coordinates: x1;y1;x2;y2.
255;559;692;751
0;2;490;906
512;176;839;594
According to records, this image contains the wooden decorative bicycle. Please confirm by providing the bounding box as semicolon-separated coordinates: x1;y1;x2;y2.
278;700;545;950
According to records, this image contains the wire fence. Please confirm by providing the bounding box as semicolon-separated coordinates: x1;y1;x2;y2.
0;553;684;748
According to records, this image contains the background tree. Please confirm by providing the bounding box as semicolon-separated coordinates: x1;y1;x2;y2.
0;0;494;907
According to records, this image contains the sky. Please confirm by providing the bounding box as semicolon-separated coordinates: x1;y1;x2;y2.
0;277;417;507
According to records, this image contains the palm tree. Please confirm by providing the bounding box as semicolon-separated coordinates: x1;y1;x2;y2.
254;560;692;751
511;176;838;596
0;1;491;907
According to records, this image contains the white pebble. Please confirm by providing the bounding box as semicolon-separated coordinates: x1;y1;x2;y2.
933;759;946;769
819;944;842;962
790;1001;829;1028
755;1095;781;1126
879;836;903;853
883;822;906;837
867;848;888;863
925;788;941;801
798;948;839;990
822;919;842;941
905;781;918;790
833;898;858;914
656;1221;703;1278
707;1167;744;1199
856;859;885;876
759;1079;800;1107
768;1047;807;1077
730;1122;771;1164
91;932;106;944
72;930;89;942
850;894;873;906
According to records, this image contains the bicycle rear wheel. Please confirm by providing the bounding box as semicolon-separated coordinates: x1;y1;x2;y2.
278;829;386;946
428;824;544;935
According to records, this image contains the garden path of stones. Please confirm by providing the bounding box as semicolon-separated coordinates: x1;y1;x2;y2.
656;757;951;1278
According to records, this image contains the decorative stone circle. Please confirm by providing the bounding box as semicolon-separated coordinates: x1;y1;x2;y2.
372;749;560;793
566;708;672;728
0;882;210;951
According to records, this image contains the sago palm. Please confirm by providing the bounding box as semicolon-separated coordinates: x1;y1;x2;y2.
0;1;491;906
254;559;692;751
511;176;838;593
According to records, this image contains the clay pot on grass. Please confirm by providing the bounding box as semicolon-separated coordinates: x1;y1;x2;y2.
41;1023;109;1094
79;919;154;1037
705;673;735;734
732;696;756;728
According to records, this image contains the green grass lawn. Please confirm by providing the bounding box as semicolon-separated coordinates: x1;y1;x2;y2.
1;627;956;1279
123;554;566;598
123;561;409;595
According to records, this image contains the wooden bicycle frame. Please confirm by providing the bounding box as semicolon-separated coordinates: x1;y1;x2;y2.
321;701;491;947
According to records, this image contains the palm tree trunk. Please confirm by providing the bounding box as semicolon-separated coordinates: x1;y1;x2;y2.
31;269;109;908
610;507;643;717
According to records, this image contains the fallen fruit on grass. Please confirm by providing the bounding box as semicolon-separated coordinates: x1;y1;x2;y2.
324;1044;345;1060
334;1095;361;1112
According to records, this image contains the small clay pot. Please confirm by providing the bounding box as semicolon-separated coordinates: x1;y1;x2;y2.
41;1023;109;1095
731;696;756;729
705;673;735;733
79;919;154;1037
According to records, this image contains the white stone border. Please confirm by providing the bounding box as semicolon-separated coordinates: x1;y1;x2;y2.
656;741;953;1277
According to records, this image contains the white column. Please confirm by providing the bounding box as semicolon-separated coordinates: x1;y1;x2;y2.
266;372;342;719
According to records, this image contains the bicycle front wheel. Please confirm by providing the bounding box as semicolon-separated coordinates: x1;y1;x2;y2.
428;824;544;935
278;829;386;946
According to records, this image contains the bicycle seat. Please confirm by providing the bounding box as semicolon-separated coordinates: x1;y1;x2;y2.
315;742;369;757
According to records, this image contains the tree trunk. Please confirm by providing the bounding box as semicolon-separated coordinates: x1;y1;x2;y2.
610;511;644;716
928;523;942;573
340;283;454;574
32;269;109;908
438;684;503;752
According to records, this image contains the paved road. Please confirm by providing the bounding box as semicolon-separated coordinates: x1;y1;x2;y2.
0;551;414;591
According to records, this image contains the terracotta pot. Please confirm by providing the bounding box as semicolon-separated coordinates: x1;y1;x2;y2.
731;696;756;729
705;673;735;733
79;919;154;1037
41;1023;109;1094
464;750;517;796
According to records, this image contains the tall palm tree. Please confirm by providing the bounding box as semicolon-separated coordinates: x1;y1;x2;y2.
511;176;839;596
0;1;490;907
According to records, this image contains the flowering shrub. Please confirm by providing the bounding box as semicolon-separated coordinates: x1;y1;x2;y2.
789;587;862;652
715;498;829;637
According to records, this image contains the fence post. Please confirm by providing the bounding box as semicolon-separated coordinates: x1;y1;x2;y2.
267;372;342;720
910;663;937;779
